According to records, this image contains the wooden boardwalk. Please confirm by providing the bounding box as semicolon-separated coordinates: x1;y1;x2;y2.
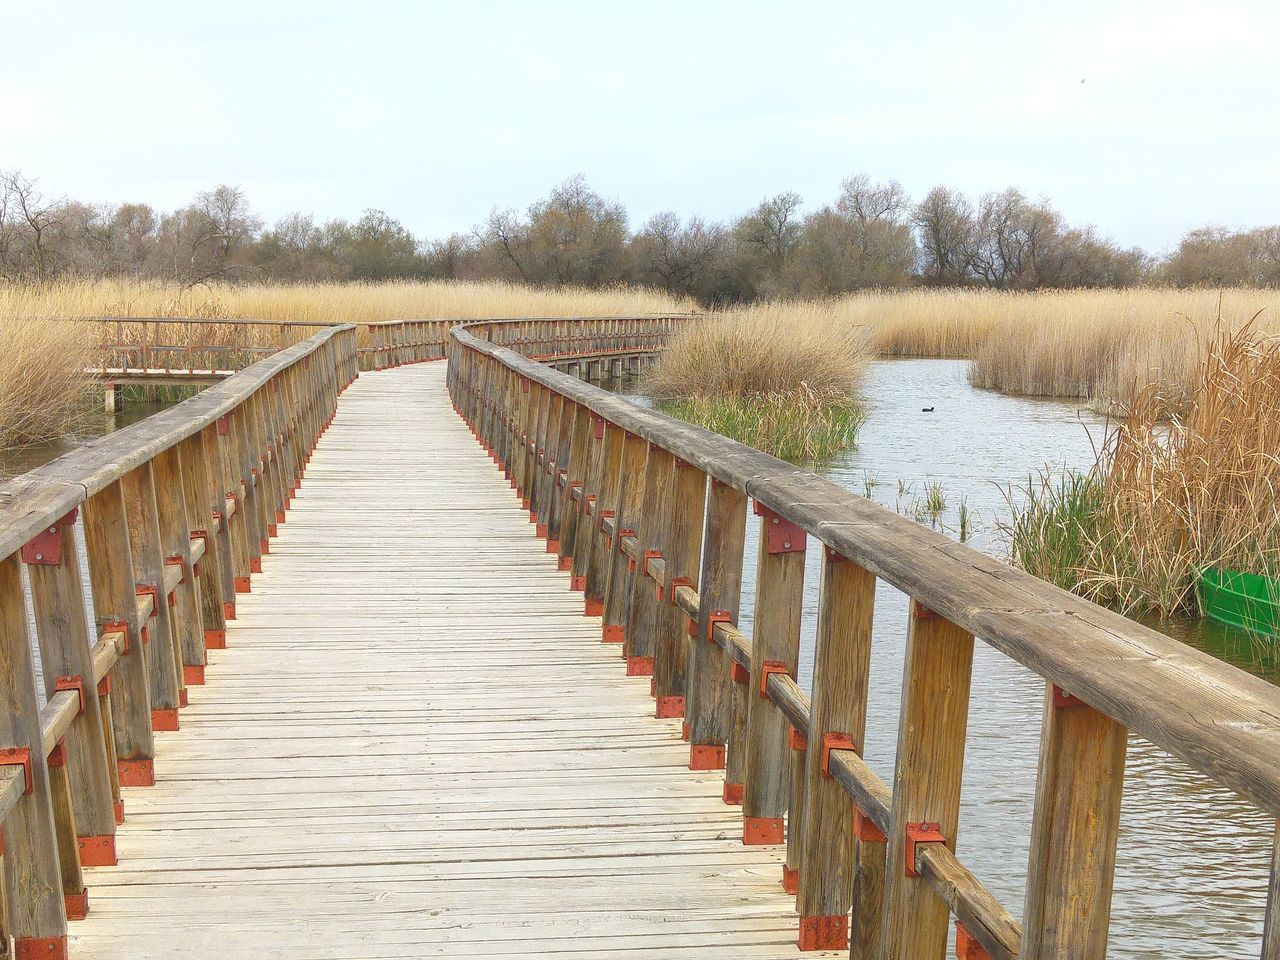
70;362;815;959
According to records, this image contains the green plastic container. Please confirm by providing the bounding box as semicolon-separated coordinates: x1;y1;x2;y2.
1196;567;1280;638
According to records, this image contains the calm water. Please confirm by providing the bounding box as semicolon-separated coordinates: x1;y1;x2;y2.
636;359;1275;958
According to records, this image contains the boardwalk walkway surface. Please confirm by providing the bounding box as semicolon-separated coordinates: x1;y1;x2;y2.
70;362;820;959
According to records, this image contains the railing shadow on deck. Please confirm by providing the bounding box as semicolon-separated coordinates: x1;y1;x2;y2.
447;317;1280;959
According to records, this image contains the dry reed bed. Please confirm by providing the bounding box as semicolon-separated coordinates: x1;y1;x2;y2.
820;287;1280;413
643;303;871;462
0;279;692;449
0;317;97;449
1009;325;1280;617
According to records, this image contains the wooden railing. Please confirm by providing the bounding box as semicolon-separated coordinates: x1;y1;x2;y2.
0;325;358;957
88;314;692;379
446;318;1280;959
0;314;680;958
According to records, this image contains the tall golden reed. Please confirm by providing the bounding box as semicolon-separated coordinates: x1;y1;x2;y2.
1009;325;1280;617
0;279;693;449
0;317;96;449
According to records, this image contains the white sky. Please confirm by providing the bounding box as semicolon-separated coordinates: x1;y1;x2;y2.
3;0;1277;253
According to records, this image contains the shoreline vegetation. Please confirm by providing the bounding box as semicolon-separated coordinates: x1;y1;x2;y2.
1006;324;1280;621
641;303;869;464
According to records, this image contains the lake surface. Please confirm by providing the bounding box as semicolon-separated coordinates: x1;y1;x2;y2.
636;359;1275;958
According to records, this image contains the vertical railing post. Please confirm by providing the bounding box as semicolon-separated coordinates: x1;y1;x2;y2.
1020;681;1127;959
570;412;606;594
623;446;675;682
1265;824;1280;960
740;502;806;846
26;509;119;869
0;551;68;955
880;600;975;959
584;419;626;620
557;404;592;577
687;479;746;782
795;550;877;951
82;482;154;789
654;459;706;722
544;398;577;557
120;463;182;734
600;432;648;646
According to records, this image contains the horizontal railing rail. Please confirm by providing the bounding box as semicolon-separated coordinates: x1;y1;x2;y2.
0;324;358;956
446;318;1280;959
82;313;695;378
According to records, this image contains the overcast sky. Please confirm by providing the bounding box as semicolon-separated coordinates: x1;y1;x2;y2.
3;0;1277;253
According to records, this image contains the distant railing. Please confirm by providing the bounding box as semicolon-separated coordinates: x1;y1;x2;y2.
86;314;694;379
447;317;1280;959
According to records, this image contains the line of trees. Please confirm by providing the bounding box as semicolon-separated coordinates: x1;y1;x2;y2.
0;169;1272;301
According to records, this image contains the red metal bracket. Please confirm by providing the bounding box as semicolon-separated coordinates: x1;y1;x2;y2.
47;739;66;769
592;415;606;439
521;377;530;393
912;601;939;620
730;661;750;684
97;675;111;698
21;509;79;566
854;807;887;843
135;583;160;617
905;821;946;876
955;922;992;960
190;529;209;553
707;609;732;645
759;660;789;699
825;545;848;564
54;676;86;716
753;502;806;554
217;415;229;435
789;726;807;751
821;732;855;779
599;509;615;533
101;618;130;654
668;575;691;606
583;494;596;516
164;555;186;585
1052;684;1086;709
0;747;33;794
641;549;662;579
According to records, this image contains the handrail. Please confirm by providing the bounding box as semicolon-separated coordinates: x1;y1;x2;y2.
446;317;1280;958
0;322;359;954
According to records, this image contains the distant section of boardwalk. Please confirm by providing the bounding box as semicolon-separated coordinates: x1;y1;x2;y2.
70;362;818;959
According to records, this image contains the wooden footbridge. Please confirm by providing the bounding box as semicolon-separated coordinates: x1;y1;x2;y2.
0;316;1278;959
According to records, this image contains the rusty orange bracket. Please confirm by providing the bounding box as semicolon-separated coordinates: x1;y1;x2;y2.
135;583;160;617
707;610;732;645
164;555;186;585
102;618;130;654
955;922;993;960
54;675;86;716
21;508;78;566
668;575;691;606
854;807;887;844
0;747;33;794
753;501;806;555
759;660;789;699
1052;684;1086;709
905;821;946;877
730;661;750;684
821;732;855;779
789;726;807;752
